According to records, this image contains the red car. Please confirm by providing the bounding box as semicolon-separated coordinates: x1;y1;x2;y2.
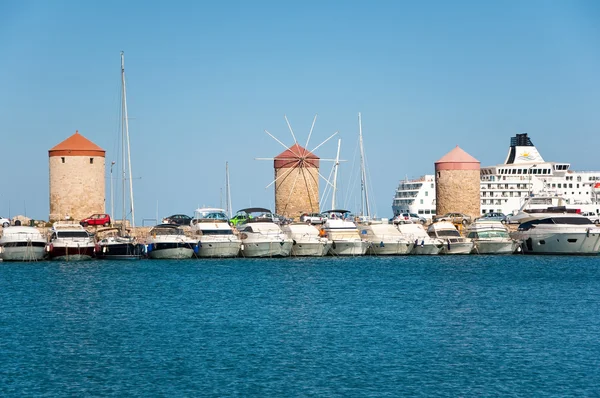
80;214;111;227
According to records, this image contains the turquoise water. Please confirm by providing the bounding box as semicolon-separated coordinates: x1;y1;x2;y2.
2;256;600;396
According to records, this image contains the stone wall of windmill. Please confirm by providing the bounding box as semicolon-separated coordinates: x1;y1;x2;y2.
274;144;320;220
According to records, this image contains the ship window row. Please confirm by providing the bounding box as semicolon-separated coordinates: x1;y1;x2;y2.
498;168;551;175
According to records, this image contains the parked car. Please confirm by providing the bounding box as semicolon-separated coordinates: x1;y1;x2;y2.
433;212;472;225
300;213;325;224
395;212;427;224
229;212;249;226
580;211;600;224
80;213;111;227
162;214;192;226
0;216;10;228
476;212;508;224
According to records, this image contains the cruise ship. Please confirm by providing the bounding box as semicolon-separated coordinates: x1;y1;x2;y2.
392;133;600;220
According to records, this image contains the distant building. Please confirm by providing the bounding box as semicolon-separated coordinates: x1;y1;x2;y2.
435;145;480;221
274;144;320;219
49;130;106;222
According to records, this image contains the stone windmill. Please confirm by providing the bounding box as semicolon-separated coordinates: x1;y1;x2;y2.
257;115;338;220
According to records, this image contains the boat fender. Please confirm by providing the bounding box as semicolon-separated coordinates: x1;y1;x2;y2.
587;229;590;237
45;244;53;252
421;240;425;248
293;240;297;246
332;241;336;249
319;229;326;237
95;244;101;253
103;246;108;253
447;239;451;250
280;241;284;246
147;243;153;253
193;245;199;254
379;241;384;248
240;244;244;251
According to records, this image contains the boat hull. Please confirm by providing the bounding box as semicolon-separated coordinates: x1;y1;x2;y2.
240;240;293;258
48;245;95;261
439;241;474;255
291;241;331;257
149;247;195;259
328;240;369;256
513;229;600;255
472;240;519;255
0;244;46;261
367;241;413;255
411;243;443;255
97;242;145;260
197;240;241;258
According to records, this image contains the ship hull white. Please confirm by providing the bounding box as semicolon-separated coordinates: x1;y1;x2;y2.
329;240;369;256
149;247;195;259
367;241;413;255
291;241;331;257
411;243;443;255
473;240;519;254
512;229;600;255
240;240;293;258
1;246;46;261
439;242;474;255
197;240;241;258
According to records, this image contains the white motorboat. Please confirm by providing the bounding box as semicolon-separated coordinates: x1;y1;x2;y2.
427;221;474;255
236;208;293;258
190;207;241;258
281;223;331;256
146;224;198;259
466;220;519;254
0;225;47;261
361;221;413;255
47;222;97;261
510;210;600;255
97;229;144;260
321;210;369;256
395;223;443;255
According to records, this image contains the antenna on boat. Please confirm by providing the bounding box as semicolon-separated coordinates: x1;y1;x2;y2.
358;112;371;218
225;161;232;217
331;138;342;210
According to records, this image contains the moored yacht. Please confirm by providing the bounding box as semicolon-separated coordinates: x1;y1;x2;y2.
427;221;474;255
97;228;144;260
0;225;47;261
146;224;198;259
466;220;519;254
281;223;331;256
47;222;97;261
510;206;600;255
395;222;443;255
236;208;293;258
190;207;241;258
321;210;369;256
362;221;413;255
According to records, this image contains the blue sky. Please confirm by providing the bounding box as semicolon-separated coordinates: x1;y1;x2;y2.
1;0;599;222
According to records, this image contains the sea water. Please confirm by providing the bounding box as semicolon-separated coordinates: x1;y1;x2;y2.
1;256;600;396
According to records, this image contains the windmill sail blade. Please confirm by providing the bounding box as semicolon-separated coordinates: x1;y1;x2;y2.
265;129;295;153
303;114;318;154
310;131;338;153
284;115;300;156
265;162;299;189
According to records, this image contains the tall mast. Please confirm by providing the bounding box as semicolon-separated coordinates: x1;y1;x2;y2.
358;112;370;218
226;161;232;217
121;51;135;230
331;138;341;210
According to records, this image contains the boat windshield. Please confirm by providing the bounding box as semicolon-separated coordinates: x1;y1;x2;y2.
56;231;89;238
151;227;184;235
518;217;593;231
429;229;461;238
200;229;234;235
194;211;228;220
467;230;509;239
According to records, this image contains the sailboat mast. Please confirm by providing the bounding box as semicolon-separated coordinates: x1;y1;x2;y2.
331;138;341;210
226;161;232;217
121;51;135;229
358;112;371;218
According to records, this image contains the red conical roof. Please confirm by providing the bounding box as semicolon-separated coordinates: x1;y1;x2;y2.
49;130;105;157
435;145;479;170
274;144;319;168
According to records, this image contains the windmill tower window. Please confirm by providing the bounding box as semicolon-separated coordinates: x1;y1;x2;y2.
61;157;65;163
90;158;94;164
